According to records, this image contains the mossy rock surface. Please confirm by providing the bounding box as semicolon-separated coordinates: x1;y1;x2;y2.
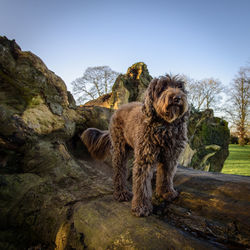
84;62;152;109
1;36;243;249
72;195;216;250
183;109;230;172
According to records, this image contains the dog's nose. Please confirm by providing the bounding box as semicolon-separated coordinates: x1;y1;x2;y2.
173;96;181;103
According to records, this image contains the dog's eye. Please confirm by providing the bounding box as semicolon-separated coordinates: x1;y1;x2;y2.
177;84;183;89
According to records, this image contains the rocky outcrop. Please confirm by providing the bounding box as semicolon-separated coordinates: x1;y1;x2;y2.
179;109;230;172
0;37;249;249
84;62;152;109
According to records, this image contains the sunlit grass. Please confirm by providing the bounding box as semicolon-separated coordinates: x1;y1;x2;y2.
221;144;250;176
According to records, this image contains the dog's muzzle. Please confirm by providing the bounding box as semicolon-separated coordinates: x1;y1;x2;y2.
173;96;181;104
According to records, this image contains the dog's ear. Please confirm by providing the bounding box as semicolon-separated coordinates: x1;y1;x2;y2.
142;78;167;118
153;78;169;98
142;78;157;117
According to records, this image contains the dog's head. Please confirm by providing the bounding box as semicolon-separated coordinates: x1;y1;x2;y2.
143;75;188;123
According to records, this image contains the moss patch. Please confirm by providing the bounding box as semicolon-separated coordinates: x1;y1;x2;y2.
21;104;64;135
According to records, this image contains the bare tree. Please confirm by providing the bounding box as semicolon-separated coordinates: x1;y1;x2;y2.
225;66;250;146
185;76;224;111
72;66;119;104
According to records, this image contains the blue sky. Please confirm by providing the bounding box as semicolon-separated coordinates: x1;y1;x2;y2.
1;0;250;91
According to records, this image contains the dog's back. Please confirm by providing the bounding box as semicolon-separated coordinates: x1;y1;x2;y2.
109;102;144;149
81;102;143;160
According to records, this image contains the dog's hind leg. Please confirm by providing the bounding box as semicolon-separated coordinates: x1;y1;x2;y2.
131;159;154;217
111;130;132;202
155;162;179;201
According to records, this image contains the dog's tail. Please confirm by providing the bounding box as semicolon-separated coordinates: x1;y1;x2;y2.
81;128;111;160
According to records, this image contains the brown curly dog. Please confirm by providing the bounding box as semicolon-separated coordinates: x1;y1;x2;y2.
81;75;189;217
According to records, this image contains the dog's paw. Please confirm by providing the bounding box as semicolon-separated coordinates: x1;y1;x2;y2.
131;202;153;217
161;189;179;201
113;190;133;202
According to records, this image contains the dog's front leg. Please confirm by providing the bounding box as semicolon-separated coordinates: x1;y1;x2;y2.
155;162;179;201
131;160;153;217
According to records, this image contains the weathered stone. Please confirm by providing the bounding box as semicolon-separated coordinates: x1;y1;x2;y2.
76;105;114;131
179;143;196;167
0;37;69;110
72;195;218;250
84;62;152;109
67;91;76;109
49;102;63;115
1;158;250;249
0;36;82;143
0;37;248;250
166;167;250;247
181;109;230;172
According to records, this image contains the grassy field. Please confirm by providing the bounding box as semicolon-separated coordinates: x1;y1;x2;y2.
221;144;250;176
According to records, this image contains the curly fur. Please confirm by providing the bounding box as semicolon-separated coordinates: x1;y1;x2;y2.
82;75;189;217
81;128;111;160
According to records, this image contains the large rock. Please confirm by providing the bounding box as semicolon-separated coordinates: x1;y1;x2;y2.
84;62;152;109
71;167;250;249
165;167;250;247
0;37;248;249
179;109;230;172
0;37;83;140
72;195;215;250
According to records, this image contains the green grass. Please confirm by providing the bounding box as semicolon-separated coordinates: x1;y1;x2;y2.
221;144;250;176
